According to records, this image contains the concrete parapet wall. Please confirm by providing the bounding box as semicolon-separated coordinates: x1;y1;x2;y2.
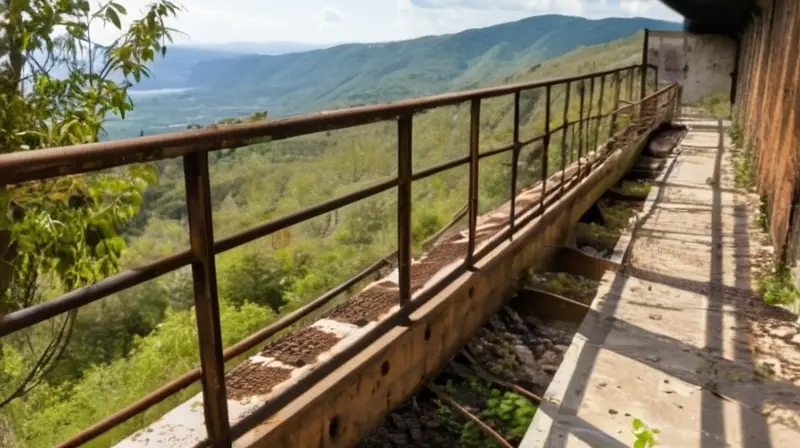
647;30;737;104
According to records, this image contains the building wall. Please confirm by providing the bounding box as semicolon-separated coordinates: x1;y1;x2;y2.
734;0;800;262
647;30;737;103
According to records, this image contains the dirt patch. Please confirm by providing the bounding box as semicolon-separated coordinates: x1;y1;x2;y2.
325;284;399;326
227;364;293;401
412;241;467;292
259;327;341;367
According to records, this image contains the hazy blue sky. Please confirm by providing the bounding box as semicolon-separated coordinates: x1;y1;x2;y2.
94;0;683;45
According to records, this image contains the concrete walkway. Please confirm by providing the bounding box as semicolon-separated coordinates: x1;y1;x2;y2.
523;116;800;447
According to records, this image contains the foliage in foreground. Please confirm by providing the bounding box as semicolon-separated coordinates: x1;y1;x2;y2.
1;300;275;447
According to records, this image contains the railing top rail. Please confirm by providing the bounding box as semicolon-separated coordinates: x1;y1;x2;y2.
0;64;641;186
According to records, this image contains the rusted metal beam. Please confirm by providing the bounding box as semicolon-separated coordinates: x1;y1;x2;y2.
587;76;595;154
56;255;392;447
0;66;642;186
641;29;650;101
541;85;552;211
183;152;231;446
510;91;521;239
595;74;606;149
560;82;572;189
466;98;481;267
578;79;586;170
397;114;413;308
627;67;635;103
513;287;590;325
428;384;514;448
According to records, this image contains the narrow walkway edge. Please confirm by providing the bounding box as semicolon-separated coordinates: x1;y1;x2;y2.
521;115;800;447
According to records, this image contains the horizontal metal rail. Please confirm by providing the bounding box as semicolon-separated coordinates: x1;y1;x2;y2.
57;255;393;447
0;65;642;185
0;39;679;446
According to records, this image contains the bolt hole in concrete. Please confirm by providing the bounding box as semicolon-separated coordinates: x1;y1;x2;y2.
381;361;390;376
329;415;341;439
358;126;679;447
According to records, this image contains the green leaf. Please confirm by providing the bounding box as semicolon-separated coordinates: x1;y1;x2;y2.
110;1;127;14
634;440;646;448
632;418;643;431
106;7;122;29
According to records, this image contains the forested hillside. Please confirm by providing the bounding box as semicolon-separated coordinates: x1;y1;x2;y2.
0;28;648;446
104;15;679;139
185;15;678;113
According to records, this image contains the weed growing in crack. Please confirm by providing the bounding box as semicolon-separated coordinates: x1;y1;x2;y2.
631;418;660;447
756;195;770;234
759;262;800;310
729;122;756;192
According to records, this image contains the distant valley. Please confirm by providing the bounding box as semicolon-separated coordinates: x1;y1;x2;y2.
104;15;682;140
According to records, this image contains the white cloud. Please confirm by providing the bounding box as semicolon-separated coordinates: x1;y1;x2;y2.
84;0;683;45
410;0;680;20
318;6;345;26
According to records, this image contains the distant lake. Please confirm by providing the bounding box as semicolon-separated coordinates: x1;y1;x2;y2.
128;87;194;97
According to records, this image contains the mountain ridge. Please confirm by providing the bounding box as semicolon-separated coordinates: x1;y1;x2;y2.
183;15;681;115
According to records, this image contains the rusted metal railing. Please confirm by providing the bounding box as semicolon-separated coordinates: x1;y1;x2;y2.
0;49;680;446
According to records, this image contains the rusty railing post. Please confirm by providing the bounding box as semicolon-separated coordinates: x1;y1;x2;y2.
577;79;586;174
397;114;412;308
653;65;659;90
640;28;650;101
587;76;595;154
541;85;551;210
509;91;521;239
560;81;571;190
609;71;622;151
183;152;231;447
466;98;480;267
595;74;605;151
627;67;635;103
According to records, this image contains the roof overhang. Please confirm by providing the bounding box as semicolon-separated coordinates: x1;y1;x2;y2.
659;0;761;37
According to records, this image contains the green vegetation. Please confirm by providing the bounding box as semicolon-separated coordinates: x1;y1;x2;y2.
631;418;660;448
576;197;643;249
522;272;599;303
691;92;731;119
0;9;656;446
759;263;800;310
619;180;652;197
438;377;536;447
730;122;756;192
